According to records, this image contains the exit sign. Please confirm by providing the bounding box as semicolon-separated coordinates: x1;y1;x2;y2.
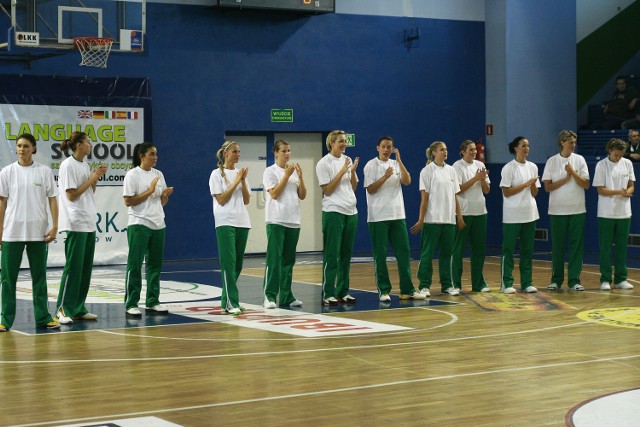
346;133;355;147
271;109;293;123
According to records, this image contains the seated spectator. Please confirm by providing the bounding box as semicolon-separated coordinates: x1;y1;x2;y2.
625;129;640;161
591;76;639;130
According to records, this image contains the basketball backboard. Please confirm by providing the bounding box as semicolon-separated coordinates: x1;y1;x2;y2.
2;0;145;52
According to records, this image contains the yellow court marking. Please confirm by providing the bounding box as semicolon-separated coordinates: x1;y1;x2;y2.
464;292;576;311
577;307;640;330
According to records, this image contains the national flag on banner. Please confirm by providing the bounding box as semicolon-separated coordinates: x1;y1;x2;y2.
105;111;116;119
116;111;127;119
77;110;93;119
93;111;105;119
127;111;138;120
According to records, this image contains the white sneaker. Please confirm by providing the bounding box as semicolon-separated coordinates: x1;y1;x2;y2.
126;307;142;316
400;291;427;300
75;313;98;320
55;309;73;325
145;304;168;313
502;287;516;294
379;294;391;302
547;283;558;291
289;299;303;307
480;287;492;293
570;284;585;291
418;288;431;297
321;296;338;306
600;282;611;291
614;281;634;290
263;299;277;309
524;286;538;293
226;307;242;315
444;287;460;296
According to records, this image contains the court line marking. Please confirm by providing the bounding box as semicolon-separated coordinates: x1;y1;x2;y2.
0;319;593;365
10;352;640;427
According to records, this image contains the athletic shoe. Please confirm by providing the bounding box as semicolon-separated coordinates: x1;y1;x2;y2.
379;294;391;302
614;281;634;290
226;307;242;315
570;284;585;291
39;321;60;330
339;294;357;304
55;309;73;325
321;296;338;306
400;292;427;300
480;287;492;293
502;287;516;294
146;304;169;313
289;299;303;307
547;283;558;291
263;299;277;309
418;288;431;297
74;313;98;320
444;287;460;296
126;307;142;316
0;324;6;332
524;286;538;293
600;282;611;291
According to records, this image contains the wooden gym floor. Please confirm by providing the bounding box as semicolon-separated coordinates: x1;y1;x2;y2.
1;254;639;427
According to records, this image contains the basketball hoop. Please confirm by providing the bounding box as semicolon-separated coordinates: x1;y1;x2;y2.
73;37;114;68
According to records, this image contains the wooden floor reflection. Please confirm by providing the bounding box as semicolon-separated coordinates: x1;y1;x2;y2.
1;256;639;427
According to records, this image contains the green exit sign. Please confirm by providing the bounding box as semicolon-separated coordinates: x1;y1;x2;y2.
346;133;355;147
271;109;293;123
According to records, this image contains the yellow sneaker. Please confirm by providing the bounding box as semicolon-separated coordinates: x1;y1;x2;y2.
0;324;7;332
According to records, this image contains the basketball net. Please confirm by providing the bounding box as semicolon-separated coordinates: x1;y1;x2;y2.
73;37;114;68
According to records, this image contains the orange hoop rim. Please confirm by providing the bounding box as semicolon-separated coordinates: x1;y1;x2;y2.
73;37;114;49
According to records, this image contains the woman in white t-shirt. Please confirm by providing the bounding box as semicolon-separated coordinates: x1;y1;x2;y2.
499;136;540;294
410;141;465;297
452;140;491;293
364;136;423;301
593;138;635;291
315;130;359;306
55;131;107;325
262;140;306;308
541;130;590;292
210;140;251;315
0;133;59;332
123;143;174;317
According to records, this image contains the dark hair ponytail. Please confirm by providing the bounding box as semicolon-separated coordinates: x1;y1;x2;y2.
132;142;155;168
61;131;88;153
508;136;527;154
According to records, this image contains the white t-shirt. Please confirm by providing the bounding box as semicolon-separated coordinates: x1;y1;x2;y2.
0;162;58;241
593;157;635;219
363;157;406;222
263;164;301;228
452;158;489;216
542;153;588;215
123;166;167;230
500;159;540;224
315;153;358;215
419;162;460;225
209;168;251;228
58;156;97;232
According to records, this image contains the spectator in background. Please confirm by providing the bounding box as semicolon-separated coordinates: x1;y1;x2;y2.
624;129;640;162
591;76;638;130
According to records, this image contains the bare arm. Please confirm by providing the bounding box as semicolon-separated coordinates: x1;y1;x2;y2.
502;176;539;198
321;158;350;196
66;165;107;201
267;164;295;200
296;164;307;200
44;196;58;243
350;157;360;192
410;191;429;234
125;176;159;207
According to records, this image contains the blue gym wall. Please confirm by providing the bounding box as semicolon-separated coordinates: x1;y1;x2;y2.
0;4;485;260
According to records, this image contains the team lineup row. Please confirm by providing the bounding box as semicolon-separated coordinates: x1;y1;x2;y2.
213;130;635;314
0;129;634;330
